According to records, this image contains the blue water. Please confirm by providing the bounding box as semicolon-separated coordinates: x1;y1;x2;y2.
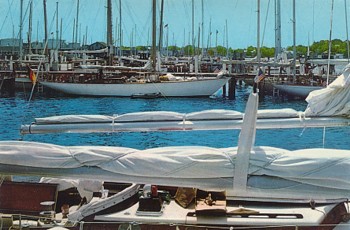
1;85;349;151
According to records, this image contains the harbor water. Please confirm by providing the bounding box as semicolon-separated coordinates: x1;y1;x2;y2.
1;85;349;151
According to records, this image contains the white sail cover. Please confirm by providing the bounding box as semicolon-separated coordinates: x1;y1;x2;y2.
1;141;350;200
305;64;350;117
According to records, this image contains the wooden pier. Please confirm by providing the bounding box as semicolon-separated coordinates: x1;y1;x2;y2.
0;72;15;96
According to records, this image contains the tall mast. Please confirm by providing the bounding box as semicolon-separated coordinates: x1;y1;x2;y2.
326;0;335;86
274;0;281;59
107;0;113;65
43;0;48;54
151;0;157;71
19;0;23;61
158;0;164;54
28;0;33;54
292;0;296;83
201;0;204;56
192;0;195;55
119;0;122;58
56;1;59;50
257;0;261;63
345;0;350;62
75;0;80;47
60;18;62;49
226;19;228;58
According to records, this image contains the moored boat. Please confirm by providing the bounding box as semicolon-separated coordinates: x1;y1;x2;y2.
272;83;324;98
0;64;349;229
39;75;229;97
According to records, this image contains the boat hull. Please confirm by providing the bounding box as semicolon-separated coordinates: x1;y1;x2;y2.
40;78;229;97
273;84;323;98
15;77;34;90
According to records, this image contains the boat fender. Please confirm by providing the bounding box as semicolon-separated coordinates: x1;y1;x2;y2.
151;185;158;197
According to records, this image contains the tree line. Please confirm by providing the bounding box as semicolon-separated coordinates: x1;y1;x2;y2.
133;39;350;58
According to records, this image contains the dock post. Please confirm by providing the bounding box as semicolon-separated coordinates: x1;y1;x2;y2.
222;83;227;98
258;80;265;97
228;77;236;100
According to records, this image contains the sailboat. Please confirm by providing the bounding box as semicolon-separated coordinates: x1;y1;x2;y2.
1;1;350;229
37;0;229;97
0;56;350;230
273;0;343;99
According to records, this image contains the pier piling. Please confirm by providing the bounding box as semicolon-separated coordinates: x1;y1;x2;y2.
228;77;236;100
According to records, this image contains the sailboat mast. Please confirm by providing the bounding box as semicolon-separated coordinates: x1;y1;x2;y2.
28;0;33;54
257;0;261;63
75;0;80;47
43;0;48;54
56;2;59;50
119;0;122;58
327;0;335;86
274;0;281;59
19;0;23;61
292;0;296;83
345;0;350;62
107;0;113;65
201;0;204;56
226;19;228;58
151;0;157;72
192;0;195;55
158;0;164;54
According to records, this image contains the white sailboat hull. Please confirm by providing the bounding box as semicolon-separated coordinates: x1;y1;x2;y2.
40;78;229;97
273;84;323;98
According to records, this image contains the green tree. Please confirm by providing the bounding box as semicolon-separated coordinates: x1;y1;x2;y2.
246;46;256;57
216;45;227;56
184;45;194;55
260;46;275;58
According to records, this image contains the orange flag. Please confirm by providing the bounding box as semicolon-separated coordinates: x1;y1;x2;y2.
28;67;37;84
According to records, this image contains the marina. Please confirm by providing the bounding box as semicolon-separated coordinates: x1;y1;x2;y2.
0;0;350;229
1;78;350;229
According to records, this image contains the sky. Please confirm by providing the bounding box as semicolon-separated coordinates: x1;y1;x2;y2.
0;0;349;49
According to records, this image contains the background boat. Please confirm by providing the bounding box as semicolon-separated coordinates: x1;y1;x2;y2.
272;83;323;98
39;75;229;97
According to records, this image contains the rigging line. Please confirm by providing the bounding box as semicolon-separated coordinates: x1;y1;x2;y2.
59;0;75;37
121;0;148;46
345;0;350;62
14;0;31;40
20;0;32;30
260;0;270;47
8;0;15;33
27;8;57;103
312;0;315;43
0;0;15;34
322;126;326;148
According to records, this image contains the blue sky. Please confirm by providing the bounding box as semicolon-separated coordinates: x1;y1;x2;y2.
0;0;348;49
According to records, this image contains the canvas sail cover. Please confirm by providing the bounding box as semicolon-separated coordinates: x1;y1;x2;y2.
0;141;349;201
305;64;350;117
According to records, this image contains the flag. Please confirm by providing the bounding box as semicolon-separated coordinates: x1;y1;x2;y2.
28;67;37;84
254;68;265;83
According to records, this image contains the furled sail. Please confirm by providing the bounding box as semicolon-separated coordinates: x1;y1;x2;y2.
0;141;350;201
20;108;349;135
305;64;350;117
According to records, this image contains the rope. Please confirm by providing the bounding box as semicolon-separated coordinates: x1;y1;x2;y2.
112;114;117;132
322;126;326;148
182;114;187;130
298;111;306;137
